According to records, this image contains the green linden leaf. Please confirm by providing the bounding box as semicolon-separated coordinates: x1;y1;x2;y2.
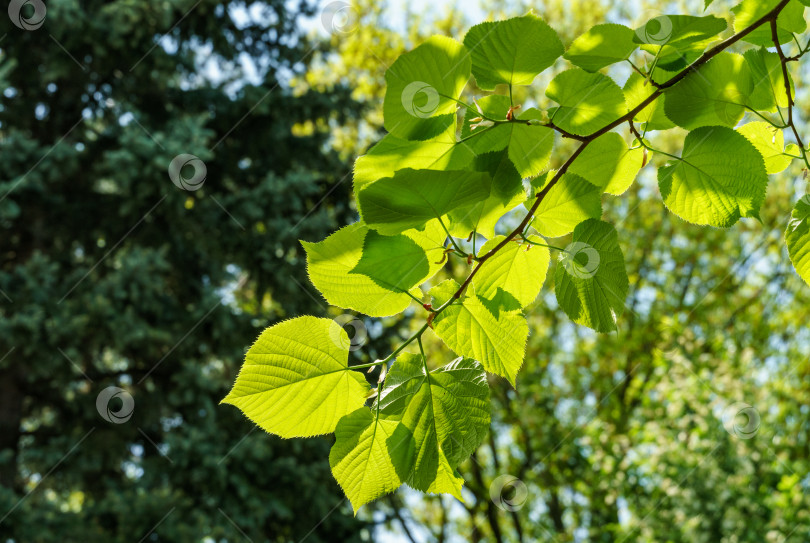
658;126;768;227
568;133;645;195
664;52;753;130
531;173;602;238
383;35;470;141
430;280;528;386
473;235;550;308
554;219;629;333
302;221;446;317
633;14;726;48
463;13;563;91
222;316;370;438
733;0;806;47
737;122;793;175
546;68;627;136
643;38;712;72
353;125;476;192
745;48;794;112
447;150;527;239
564;24;637;72
357;169;492;235
329;407;408;513
508;109;556;178
786;195;810;288
623;71;676;132
377;353;490;498
633;13;725;72
351;230;431;292
635;44;691;73
460;95;555;179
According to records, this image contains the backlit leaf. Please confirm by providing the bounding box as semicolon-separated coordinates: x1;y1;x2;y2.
546;69;626;136
358;169;492;235
473;235;550;308
786;195;810;287
569;133;645;195
658;126;768;227
378;354;491;498
303;221;446;317
383;36;470;140
532;173;602;238
554;219;629;333
463;14;563;90
430;280;528;386
564;24;637;72
664;52;752;129
222;316;370;438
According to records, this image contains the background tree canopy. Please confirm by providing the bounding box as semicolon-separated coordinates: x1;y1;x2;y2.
1;0;810;542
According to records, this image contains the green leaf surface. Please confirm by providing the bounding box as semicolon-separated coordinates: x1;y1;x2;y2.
430;280;528;386
554;219;629;333
733;0;806;46
463;14;563;90
447;150;527;239
737;122;793;174
358;169;492;235
624;71;676;131
786;195;810;287
641;39;712;72
569;133;645;195
303;221;445;317
564;24;637;72
532;173;602;238
352;230;430;292
632;15;725;73
353;126;476;192
378;354;491;498
473;235;550;308
460;95;555;179
664;52;753;129
383;36;470;140
658;126;768;227
633;14;726;47
546;69;626;136
329;408;406;512
745;48;793;112
222;316;370;438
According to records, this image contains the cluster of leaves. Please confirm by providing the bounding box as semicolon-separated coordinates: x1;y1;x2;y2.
223;0;810;511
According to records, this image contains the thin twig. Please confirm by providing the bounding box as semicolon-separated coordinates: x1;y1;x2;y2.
770;18;810;170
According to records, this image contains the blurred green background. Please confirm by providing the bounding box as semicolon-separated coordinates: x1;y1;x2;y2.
1;0;809;541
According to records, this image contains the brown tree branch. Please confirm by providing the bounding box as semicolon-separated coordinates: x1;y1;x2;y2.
771;18;810;169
